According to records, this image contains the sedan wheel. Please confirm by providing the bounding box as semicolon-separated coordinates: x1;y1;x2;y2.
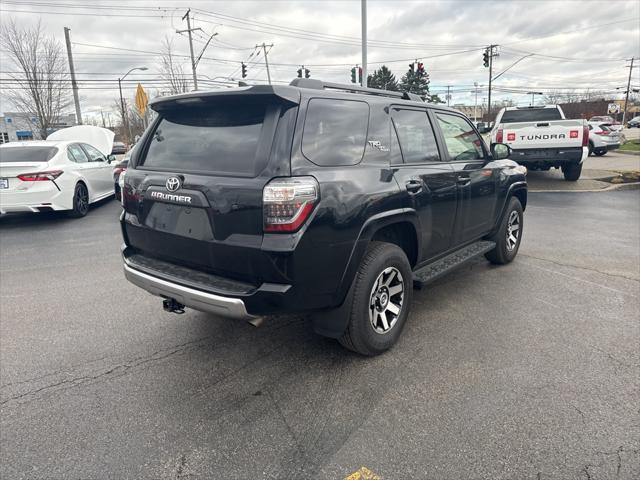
70;183;89;218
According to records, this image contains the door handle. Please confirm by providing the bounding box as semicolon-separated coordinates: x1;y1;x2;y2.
405;180;423;194
457;176;471;186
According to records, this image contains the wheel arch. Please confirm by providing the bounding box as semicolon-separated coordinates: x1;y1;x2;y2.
314;209;419;339
335;209;420;306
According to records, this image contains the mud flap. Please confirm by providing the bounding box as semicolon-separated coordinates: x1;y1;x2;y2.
310;273;357;339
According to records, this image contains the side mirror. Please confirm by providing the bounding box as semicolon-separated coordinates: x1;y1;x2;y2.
491;143;512;160
107;154;116;164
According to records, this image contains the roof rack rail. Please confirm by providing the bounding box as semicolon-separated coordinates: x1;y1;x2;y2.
289;78;423;102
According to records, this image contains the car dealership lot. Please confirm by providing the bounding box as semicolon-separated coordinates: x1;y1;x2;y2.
1;192;639;479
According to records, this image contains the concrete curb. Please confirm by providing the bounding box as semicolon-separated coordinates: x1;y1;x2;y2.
529;182;640;193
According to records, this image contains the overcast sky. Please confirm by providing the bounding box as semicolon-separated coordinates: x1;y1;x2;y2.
1;0;638;122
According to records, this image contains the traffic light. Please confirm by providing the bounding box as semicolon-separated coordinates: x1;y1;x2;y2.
417;62;424;74
358;66;362;84
297;66;303;78
304;68;310;78
409;62;415;72
241;62;247;78
350;67;356;83
483;49;489;68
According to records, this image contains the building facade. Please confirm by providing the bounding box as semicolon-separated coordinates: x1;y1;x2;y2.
0;112;76;143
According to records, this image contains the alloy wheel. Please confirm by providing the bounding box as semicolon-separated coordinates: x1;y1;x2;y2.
369;267;404;334
76;184;88;215
506;210;520;251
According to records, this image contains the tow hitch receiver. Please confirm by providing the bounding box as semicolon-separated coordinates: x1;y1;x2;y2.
163;298;185;314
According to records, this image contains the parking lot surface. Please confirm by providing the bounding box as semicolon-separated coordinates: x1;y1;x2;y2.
1;191;639;479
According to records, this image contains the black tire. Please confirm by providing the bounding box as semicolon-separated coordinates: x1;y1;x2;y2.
562;162;582;181
114;183;121;201
485;197;523;265
594;149;607;157
588;142;594;156
338;242;413;356
69;182;89;218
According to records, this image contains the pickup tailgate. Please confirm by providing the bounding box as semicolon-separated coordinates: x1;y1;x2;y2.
501;120;585;150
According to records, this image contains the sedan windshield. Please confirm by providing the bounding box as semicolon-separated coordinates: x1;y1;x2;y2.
0;146;58;162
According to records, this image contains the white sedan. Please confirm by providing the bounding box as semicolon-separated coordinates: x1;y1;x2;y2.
0;126;116;217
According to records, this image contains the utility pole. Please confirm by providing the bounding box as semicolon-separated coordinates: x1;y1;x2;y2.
63;27;82;125
257;43;273;85
179;9;198;91
361;0;367;87
487;45;497;119
446;85;451;106
622;57;635;125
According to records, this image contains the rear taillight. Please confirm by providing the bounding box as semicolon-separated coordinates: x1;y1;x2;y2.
507;133;515;142
17;170;63;182
263;177;319;233
594;130;609;136
570;130;578;138
582;125;589;147
496;129;503;143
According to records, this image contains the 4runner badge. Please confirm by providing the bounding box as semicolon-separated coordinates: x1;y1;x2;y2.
166;176;181;192
368;140;389;152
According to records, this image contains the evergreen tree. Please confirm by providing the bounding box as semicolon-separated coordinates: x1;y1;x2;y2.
400;65;431;100
367;65;399;91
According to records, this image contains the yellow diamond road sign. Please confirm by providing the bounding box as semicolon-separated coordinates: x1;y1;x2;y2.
135;83;148;116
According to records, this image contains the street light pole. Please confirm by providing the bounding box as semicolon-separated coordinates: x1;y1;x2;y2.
474;82;479;121
361;0;367;87
527;91;543;106
118;66;147;146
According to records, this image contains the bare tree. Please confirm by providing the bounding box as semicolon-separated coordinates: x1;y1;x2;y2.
159;37;189;95
1;19;72;139
112;99;146;143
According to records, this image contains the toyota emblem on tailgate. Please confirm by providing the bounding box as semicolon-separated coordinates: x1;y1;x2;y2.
166;176;181;192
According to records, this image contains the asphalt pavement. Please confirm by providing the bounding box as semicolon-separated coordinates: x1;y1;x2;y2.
1;191;639;479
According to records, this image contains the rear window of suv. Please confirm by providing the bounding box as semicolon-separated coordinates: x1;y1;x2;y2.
140;102;272;176
501;108;562;123
302;98;369;166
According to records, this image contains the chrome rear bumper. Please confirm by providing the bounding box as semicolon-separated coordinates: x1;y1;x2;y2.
123;262;257;320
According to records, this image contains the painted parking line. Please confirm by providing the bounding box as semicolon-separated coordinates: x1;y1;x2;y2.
344;466;381;480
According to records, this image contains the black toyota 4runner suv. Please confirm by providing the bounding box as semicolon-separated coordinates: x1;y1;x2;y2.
121;79;527;356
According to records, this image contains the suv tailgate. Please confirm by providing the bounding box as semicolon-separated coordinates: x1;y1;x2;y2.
122;89;299;285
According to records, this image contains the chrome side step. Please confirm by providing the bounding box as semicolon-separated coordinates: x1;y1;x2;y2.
413;240;496;289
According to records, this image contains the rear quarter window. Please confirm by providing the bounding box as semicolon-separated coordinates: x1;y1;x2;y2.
302;98;369;166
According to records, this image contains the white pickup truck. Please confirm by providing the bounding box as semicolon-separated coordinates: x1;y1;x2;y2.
490;105;589;181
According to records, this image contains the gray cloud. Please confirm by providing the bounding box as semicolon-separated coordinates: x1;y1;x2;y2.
1;0;638;119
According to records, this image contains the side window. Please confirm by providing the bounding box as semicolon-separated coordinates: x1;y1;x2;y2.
434;113;485;161
82;143;105;162
391;108;440;163
302;98;369;166
67;144;89;163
